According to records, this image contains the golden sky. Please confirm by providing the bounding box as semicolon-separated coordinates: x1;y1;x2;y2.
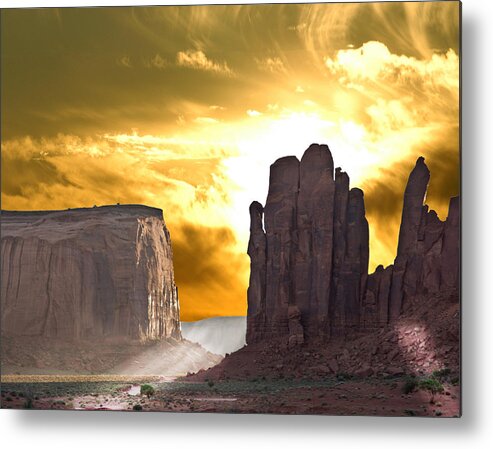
1;2;460;321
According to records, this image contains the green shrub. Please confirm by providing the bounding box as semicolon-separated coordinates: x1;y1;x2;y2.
23;398;34;409
419;378;444;403
402;376;419;394
140;384;155;398
132;404;143;411
337;372;352;381
432;368;451;380
207;380;214;388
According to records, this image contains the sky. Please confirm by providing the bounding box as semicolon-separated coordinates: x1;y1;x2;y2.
1;1;460;321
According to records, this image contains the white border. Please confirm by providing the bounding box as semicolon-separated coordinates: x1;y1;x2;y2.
1;1;492;448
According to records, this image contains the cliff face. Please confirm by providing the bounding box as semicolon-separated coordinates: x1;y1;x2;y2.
246;144;460;345
1;205;181;341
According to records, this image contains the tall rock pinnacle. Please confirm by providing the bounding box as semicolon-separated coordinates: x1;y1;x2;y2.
295;144;335;337
389;157;431;319
246;201;267;343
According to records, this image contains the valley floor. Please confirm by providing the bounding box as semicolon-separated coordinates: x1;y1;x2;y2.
0;376;459;417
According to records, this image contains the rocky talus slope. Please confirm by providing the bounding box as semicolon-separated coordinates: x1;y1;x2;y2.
189;287;459;381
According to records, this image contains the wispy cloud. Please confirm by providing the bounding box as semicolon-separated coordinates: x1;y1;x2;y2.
176;50;234;76
117;56;132;68
255;57;287;74
325;41;459;135
147;53;167;70
246;109;262;117
325;41;458;92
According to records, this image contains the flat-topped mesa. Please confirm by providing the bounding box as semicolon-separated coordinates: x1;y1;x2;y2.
246;148;460;345
1;205;181;341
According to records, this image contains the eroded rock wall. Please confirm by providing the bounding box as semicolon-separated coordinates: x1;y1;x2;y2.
387;159;460;320
1;205;181;341
246;145;460;345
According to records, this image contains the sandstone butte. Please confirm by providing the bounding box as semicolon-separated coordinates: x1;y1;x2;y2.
246;144;460;347
1;205;181;342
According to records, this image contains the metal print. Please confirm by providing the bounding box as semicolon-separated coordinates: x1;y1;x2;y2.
0;1;460;417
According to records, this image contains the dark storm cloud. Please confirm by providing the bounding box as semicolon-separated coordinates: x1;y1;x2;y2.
1;7;247;139
1;154;77;198
171;223;248;321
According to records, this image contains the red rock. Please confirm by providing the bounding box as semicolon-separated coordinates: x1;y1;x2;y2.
354;365;374;377
245;148;460;363
441;197;460;289
311;365;332;375
387;367;405;376
246;201;267;344
387;349;400;362
295;144;335;337
328;359;339;373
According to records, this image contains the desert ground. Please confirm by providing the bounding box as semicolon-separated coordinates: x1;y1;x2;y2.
0;373;459;417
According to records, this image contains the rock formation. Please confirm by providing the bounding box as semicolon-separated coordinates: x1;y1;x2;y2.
246;201;267;343
387;158;460;319
1;205;181;341
246;144;460;344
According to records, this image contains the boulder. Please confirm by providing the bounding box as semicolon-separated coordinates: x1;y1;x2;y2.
287;305;304;347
